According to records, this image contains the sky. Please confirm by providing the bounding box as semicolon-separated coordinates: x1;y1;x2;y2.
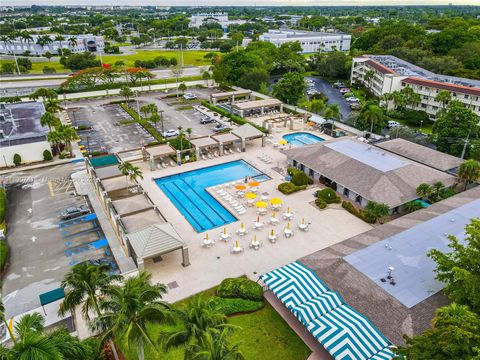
2;0;480;6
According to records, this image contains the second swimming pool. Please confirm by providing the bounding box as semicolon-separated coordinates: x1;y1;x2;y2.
283;132;325;147
155;160;268;232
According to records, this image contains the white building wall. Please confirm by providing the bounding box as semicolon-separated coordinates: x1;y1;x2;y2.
260;30;351;53
1;141;51;167
0;35;105;55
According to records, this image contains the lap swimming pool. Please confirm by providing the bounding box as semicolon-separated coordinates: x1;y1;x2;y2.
283;132;325;147
155;160;268;232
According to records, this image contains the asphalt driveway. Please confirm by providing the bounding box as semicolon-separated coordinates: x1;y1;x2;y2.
307;77;351;120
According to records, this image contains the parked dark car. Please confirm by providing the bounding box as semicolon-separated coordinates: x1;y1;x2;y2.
60;205;90;220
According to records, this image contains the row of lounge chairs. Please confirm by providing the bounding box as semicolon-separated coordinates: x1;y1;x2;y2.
217;188;246;215
156;159;177;169
258;154;272;164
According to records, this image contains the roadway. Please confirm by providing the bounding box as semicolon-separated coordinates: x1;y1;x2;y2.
0;66;209;96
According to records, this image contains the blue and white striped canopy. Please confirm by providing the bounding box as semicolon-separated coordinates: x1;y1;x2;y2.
292;291;344;325
260;261;329;309
307;304;391;360
261;262;394;360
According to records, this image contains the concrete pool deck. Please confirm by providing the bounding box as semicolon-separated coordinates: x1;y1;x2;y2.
136;136;372;303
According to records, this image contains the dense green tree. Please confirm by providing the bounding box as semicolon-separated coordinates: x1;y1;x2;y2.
432;101;479;157
364;201;390;223
119;86;133;102
428;218;480;313
272;72;305;105
458;159;480;191
395;303;480;360
94;272;172;360
63;52;101;70
313;51;351;80
354;102;386;133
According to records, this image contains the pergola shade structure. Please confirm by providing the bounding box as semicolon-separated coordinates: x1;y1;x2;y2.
231;123;265;149
261;261;395;360
211;133;241;153
189;136;221;157
127;223;190;269
94;164;122;180
209;90;252;104
112;194;153;216
233;98;283;117
143;144;176;170
121;208;165;234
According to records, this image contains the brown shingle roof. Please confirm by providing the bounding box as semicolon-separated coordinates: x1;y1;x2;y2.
402;77;480;96
284;138;456;208
375;139;462;172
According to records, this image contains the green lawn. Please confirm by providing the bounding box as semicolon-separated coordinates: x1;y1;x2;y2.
119;291;311;360
0;50;216;74
391;117;434;134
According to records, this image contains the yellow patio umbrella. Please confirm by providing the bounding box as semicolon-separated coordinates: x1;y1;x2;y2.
235;184;246;190
248;181;260;187
270;198;282;205
245;192;257;199
279;139;288;145
255;201;268;208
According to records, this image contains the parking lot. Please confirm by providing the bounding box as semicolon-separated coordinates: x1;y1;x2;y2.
66;87;224;153
2;163;117;318
306;76;353;119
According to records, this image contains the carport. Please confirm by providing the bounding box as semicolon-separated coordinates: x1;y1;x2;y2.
210;90;252;104
212;133;241;155
231;123;266;151
142;144;176;171
126;223;190;270
189;136;220;159
233;99;283;117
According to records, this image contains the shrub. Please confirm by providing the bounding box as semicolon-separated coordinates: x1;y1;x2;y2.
440;187;456;199
291;171;312;186
17;57;33;70
278;182;307;195
217;277;263;301
317;188;340;204
212;297;264;315
0;188;5;223
315;198;327;209
0;240;8;272
43;66;57;74
13;153;21;166
43;149;53;161
342;201;376;224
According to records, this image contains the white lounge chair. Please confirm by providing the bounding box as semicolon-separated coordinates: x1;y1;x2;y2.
207;153;213;159
237;209;246;215
201;154;207;160
170;160;176;166
214;151;219;157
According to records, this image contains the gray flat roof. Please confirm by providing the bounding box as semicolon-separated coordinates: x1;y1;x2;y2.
231;123;264;140
0;101;48;147
210;90;251;99
94;165;122;180
121;209;164;234
211;133;240;144
189;136;218;148
144;144;176;159
345;199;480;308
100;176;128;192
112;194;153;216
233;99;282;111
326;139;408;173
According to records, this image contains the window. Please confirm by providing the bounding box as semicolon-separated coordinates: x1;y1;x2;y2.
464;94;469;99
421;104;427;108
423;95;428;100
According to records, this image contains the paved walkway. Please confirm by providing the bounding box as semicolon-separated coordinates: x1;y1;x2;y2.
264;291;333;360
71;170;137;274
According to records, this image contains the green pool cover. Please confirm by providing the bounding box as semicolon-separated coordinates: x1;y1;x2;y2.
90;155;119;168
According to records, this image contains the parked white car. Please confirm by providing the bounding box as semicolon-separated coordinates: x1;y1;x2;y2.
387;121;400;128
183;93;197;100
163;129;180;138
346;97;360;103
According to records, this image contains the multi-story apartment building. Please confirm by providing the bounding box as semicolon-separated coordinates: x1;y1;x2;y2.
351;55;480;120
0;34;105;56
189;13;245;31
259;29;351;53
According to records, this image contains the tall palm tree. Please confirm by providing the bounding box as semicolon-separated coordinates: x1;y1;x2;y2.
54;34;65;56
59;125;79;156
2;34;20;74
185;327;244;360
44;99;61;114
458;159;480;191
20;31;33;48
47;130;62;154
324;104;341;135
128;165;144;187
59;262;120;321
364;69;375;89
435;90;452;111
68;36;78;50
93;272;172;360
358;103;384;134
161;296;229;351
118;161;133;188
119;86;133;103
416;183;432;200
0;301;16;345
40;112;60;131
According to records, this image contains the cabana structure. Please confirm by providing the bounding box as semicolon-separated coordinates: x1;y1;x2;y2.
233;98;283;117
189;136;220;159
142;144;177;171
210;90;253;104
231;123;266;150
92;164;122;180
126;223;190;270
211;132;241;154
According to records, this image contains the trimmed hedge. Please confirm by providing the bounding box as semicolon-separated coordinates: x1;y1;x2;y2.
278;182;307;195
43;149;53;161
315;198;327;209
0;188;5;223
13;153;21;166
317;188;340;204
217;277;263;301
120;103;165;143
288;168;313;186
200;100;267;133
342;201;376;224
0;240;7;272
212;296;264;315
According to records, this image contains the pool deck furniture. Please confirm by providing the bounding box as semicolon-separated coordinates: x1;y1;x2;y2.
219;232;232;242
250;239;262;250
231;245;244;254
298;223;310;232
253;221;265;230
269;216;280;226
268;233;278;243
283;212;294;220
284;228;293;238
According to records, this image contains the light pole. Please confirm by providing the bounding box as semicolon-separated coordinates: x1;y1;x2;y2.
420;119;423;132
135;91;140;117
159;110;165;134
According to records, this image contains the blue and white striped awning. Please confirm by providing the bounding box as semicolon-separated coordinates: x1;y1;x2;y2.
261;262;394;360
260;261;329;309
307;304;391;359
292;291;344;326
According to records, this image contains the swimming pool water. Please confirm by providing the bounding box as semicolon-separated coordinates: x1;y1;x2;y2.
283;132;325;147
155;160;268;232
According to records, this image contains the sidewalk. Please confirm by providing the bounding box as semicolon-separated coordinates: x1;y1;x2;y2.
264;291;333;360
